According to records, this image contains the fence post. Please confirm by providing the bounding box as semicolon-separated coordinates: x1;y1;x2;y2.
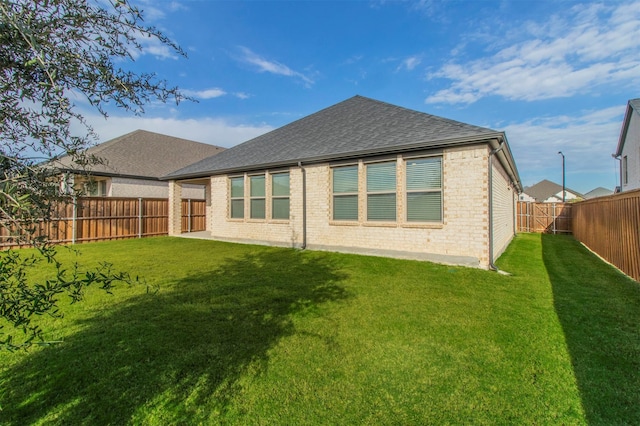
72;196;77;244
138;197;143;238
187;199;192;233
552;203;557;234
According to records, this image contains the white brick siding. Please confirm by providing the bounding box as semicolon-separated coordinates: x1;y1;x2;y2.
204;144;519;268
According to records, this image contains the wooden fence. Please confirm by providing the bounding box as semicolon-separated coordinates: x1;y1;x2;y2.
0;197;206;249
572;189;640;282
517;201;572;234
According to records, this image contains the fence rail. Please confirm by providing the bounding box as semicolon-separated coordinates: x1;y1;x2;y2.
0;197;206;249
517;201;572;234
572;189;640;282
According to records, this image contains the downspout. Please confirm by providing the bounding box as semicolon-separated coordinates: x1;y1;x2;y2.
298;161;307;249
488;141;505;272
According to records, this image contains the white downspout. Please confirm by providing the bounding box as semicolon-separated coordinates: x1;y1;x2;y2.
488;141;505;272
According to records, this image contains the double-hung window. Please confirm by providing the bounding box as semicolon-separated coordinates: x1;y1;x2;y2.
230;176;244;219
250;175;266;219
367;162;396;221
332;165;358;221
406;157;442;222
272;173;290;220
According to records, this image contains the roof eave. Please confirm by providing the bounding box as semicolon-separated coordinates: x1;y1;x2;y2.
615;101;638;156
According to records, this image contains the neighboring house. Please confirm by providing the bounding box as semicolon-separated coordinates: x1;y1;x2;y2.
520;179;583;202
615;98;640;192
55;130;224;198
164;96;522;269
584;187;613;199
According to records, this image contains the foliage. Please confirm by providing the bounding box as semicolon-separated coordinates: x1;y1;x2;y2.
0;0;188;348
1;235;636;423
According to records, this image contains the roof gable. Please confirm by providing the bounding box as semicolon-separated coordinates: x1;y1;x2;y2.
166;95;502;179
55;130;225;179
615;98;640;156
523;179;583;201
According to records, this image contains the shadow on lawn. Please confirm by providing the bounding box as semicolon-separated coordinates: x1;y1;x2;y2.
1;248;350;424
541;234;640;425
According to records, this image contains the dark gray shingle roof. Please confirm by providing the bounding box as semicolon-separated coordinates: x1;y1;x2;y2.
523;179;583;201
56;130;225;179
165;95;503;179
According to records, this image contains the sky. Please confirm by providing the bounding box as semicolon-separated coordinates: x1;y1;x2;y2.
82;0;640;194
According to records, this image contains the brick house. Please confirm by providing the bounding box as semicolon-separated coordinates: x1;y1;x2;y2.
165;96;522;269
55;130;224;198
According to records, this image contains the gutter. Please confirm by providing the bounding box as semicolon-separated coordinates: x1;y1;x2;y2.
298;161;307;249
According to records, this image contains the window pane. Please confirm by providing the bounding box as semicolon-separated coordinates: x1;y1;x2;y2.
250;175;265;197
407;192;442;222
406;158;441;190
367;162;396;192
333;195;358;220
333;166;358;193
367;193;396;221
231;177;244;197
250;199;265;219
230;199;244;219
272;173;290;196
272;198;290;220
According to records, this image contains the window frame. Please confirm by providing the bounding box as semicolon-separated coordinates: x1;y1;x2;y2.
405;156;443;223
332;164;359;221
229;176;245;219
249;174;266;219
366;160;397;222
271;172;290;220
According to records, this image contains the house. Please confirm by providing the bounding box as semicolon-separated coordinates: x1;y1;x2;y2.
614;98;640;192
164;96;522;269
520;179;583;202
584;187;613;199
55;130;224;198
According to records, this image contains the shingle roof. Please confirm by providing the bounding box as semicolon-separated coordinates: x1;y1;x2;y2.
165;95;505;179
55;130;225;179
522;179;583;201
584;187;613;199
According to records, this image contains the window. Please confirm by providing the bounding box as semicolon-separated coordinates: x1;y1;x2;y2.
332;165;359;220
230;177;244;219
367;162;396;221
623;155;628;185
250;175;266;219
272;173;290;220
406;157;442;222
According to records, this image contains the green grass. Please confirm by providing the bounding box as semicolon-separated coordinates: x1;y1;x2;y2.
0;234;638;425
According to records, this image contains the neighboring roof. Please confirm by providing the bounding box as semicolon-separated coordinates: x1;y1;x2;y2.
165;95;521;190
522;179;584;201
584;187;613;199
55;130;225;179
615;98;640;156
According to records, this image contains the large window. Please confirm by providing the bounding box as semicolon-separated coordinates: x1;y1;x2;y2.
367;162;396;221
406;157;442;222
250;175;266;219
332;165;359;220
272;172;290;220
230;176;244;219
623;155;628;185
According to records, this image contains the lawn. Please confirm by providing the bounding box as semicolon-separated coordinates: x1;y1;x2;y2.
0;234;638;425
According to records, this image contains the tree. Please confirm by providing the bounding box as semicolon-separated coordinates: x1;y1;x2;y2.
0;0;188;349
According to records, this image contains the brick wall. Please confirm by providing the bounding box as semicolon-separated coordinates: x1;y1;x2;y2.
205;144;510;268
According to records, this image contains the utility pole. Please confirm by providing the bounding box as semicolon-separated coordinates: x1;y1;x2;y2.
558;151;565;202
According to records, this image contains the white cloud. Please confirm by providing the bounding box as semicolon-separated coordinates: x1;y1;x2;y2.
503;105;624;191
426;2;640;104
237;46;315;87
82;114;273;149
396;56;421;72
182;88;227;99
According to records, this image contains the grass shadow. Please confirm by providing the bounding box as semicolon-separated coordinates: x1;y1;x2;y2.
0;248;350;424
541;234;640;425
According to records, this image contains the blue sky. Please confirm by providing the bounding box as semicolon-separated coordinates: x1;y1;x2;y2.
83;0;640;194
